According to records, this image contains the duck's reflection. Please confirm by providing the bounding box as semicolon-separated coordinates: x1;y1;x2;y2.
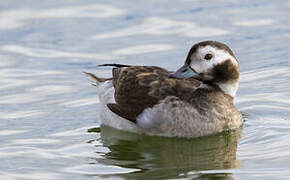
91;126;242;180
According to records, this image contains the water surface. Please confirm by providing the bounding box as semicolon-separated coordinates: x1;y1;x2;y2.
0;0;290;179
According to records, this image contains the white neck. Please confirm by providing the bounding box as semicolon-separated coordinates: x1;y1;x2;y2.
215;81;239;97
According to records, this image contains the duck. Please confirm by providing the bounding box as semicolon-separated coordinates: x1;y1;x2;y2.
85;40;243;138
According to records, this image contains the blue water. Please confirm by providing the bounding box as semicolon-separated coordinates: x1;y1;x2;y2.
1;0;290;179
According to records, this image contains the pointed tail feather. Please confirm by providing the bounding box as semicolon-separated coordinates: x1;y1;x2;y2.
84;64;131;86
98;63;132;68
83;71;111;86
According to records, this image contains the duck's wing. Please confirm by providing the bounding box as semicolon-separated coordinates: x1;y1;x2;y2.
107;66;168;122
107;65;201;122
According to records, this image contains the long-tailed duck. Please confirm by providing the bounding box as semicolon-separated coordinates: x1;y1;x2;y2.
85;41;243;138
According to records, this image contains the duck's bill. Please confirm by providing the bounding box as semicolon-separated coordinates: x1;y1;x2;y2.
169;64;199;79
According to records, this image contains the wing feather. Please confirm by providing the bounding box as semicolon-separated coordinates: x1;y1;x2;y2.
110;66;201;122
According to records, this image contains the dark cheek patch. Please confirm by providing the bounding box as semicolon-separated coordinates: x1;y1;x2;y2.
212;59;239;83
185;55;192;65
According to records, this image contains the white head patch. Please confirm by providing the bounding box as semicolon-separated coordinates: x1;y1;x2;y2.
189;45;237;74
188;44;240;97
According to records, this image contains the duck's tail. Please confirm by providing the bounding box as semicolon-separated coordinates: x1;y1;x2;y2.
84;64;131;86
98;63;132;68
83;71;112;86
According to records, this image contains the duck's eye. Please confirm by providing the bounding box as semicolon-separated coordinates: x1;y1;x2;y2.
204;54;213;60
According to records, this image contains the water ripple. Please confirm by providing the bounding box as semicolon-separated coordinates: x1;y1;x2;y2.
1;45;115;59
0;93;43;104
0;55;17;67
60;98;98;108
0;130;29;136
0;1;289;179
10;138;60;145
0;110;45;119
114;44;174;55
49;127;98;137
62;164;140;175
29;85;75;96
92;17;229;39
0;172;63;180
0;5;126;30
234;19;274;26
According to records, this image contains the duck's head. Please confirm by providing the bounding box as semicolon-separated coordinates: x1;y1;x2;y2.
170;41;240;97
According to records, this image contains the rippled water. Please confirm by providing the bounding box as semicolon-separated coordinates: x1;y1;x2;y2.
1;0;290;179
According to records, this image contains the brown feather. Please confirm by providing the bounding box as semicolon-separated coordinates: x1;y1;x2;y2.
98;64;132;68
83;71;112;86
110;66;201;122
107;103;136;122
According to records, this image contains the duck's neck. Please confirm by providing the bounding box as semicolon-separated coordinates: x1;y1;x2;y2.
215;81;239;97
200;81;239;98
